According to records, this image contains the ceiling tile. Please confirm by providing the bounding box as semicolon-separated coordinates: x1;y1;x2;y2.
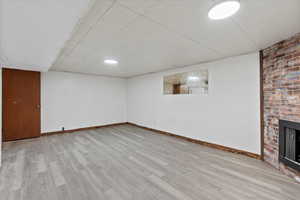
233;0;300;49
52;3;140;73
142;0;256;56
55;14;219;77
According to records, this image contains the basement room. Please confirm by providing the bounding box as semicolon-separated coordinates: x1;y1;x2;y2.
0;0;300;199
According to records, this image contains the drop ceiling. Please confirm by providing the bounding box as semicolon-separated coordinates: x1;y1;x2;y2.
1;0;300;77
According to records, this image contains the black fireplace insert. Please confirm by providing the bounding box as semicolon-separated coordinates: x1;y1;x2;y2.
279;120;300;171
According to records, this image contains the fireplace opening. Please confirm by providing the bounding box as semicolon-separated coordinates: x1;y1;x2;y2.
279;120;300;171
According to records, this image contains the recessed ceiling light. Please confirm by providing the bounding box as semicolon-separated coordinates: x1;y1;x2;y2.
208;0;240;20
104;59;118;65
188;76;200;81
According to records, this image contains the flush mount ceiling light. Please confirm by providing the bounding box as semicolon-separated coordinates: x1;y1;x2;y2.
104;59;118;65
188;76;200;81
208;0;240;20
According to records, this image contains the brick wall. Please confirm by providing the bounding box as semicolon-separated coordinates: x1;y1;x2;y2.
262;33;300;183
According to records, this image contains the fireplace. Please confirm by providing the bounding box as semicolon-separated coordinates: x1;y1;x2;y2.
279;120;300;171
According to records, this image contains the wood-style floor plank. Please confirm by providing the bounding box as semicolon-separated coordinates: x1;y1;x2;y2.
1;124;299;200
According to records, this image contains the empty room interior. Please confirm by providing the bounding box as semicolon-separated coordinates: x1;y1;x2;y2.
1;0;300;199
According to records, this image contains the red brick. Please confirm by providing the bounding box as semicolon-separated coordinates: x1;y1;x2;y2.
263;33;300;183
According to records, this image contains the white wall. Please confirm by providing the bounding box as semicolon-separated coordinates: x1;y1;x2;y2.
127;53;261;154
42;71;127;133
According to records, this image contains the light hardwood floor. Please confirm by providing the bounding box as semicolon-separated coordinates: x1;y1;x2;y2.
1;124;299;200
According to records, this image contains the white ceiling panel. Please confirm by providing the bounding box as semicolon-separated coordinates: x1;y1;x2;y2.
52;7;218;77
232;0;300;49
0;0;92;71
141;0;257;56
52;3;141;76
2;0;299;76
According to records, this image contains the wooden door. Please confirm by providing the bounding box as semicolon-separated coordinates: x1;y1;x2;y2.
3;68;41;141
